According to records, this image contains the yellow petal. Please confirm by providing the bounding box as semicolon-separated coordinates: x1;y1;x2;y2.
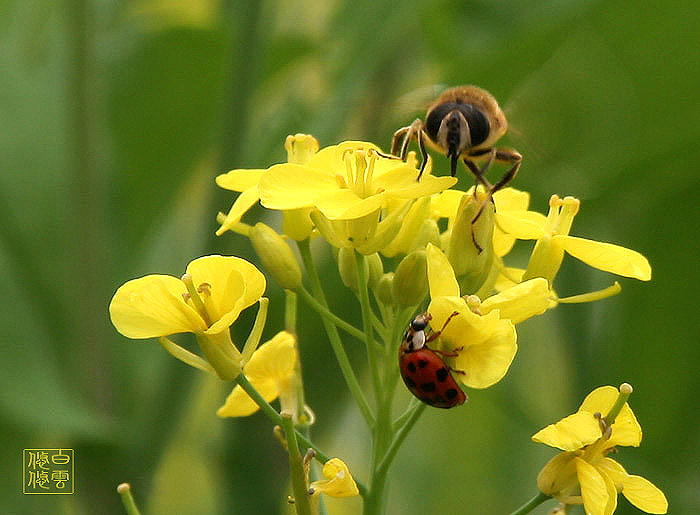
430;189;465;220
243;331;297;381
480;277;551;324
532;412;602;451
621;475;668;513
579;386;619;414
426;243;460;298
575;457;609;515
376;168;457;198
553;235;651;280
305;140;381;171
109;274;206;338
495;210;547;239
450;310;517;389
493;187;530;211
537;451;578;497
215;169;266;192
258;163;340;210
319;190;384;219
310;458;359;498
216;378;277;417
607;404;642;447
493;267;526;292
492;189;531;256
186;256;265;334
596;458;628;490
601;466;619;515
215;186;261;235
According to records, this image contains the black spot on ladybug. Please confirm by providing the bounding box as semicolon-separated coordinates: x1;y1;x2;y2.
420;382;436;392
418;359;428;368
404;376;416;388
436;367;448;382
446;388;458;400
433;395;445;404
407;362;417;373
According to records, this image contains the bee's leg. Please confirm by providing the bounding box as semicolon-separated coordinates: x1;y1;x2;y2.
464;148;522;253
490;148;522;194
463;150;497;253
391;126;410;157
415;128;429;180
463;150;495;195
391;118;423;159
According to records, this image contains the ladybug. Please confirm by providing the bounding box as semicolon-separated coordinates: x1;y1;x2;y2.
398;311;467;408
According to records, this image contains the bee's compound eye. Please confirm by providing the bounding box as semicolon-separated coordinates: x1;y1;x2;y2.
425;102;490;148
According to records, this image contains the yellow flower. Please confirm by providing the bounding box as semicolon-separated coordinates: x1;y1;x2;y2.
258;141;456;252
109;255;265;338
216;134;319;238
217;331;297;417
109;255;266;380
425;244;520;388
533;384;668;515
495;194;651;285
309;458;359;498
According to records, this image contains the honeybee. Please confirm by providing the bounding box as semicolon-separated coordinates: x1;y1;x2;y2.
391;85;521;195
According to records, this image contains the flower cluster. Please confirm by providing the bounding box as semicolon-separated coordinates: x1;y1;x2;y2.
533;384;667;515
109;134;663;514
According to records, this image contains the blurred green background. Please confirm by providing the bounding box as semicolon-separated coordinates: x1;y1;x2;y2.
2;0;698;513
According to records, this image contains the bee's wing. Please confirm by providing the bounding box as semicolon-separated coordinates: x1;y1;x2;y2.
387;83;450;122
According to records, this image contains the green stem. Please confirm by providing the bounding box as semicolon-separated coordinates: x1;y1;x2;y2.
354;250;382;403
285;290;308;425
375;403;426;479
509;491;551;515
235;373;368;497
297;240;374;428
236;374;326;461
391;398;420;432
280;413;313;515
296;285;365;341
363;296;405;514
364;400;392;514
285;289;297;334
116;483;142;515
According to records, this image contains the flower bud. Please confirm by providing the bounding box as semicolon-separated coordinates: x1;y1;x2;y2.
283;208;314;241
375;272;395;306
411;218;441;252
382;197;431;257
337;246;361;293
249;222;302;290
366;252;384;290
448;192;495;294
285;134;319;164
337;247;380;293
392;249;428;306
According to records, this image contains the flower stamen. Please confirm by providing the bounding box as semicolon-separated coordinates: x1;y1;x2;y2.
181;273;213;327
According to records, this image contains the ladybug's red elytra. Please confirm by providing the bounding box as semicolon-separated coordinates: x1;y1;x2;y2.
398;311;467;408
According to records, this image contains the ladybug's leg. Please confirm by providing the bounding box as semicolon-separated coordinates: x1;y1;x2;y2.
449;366;466;376
426;311;459;343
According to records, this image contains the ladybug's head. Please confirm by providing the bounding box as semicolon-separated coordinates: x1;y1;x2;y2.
410;312;432;332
